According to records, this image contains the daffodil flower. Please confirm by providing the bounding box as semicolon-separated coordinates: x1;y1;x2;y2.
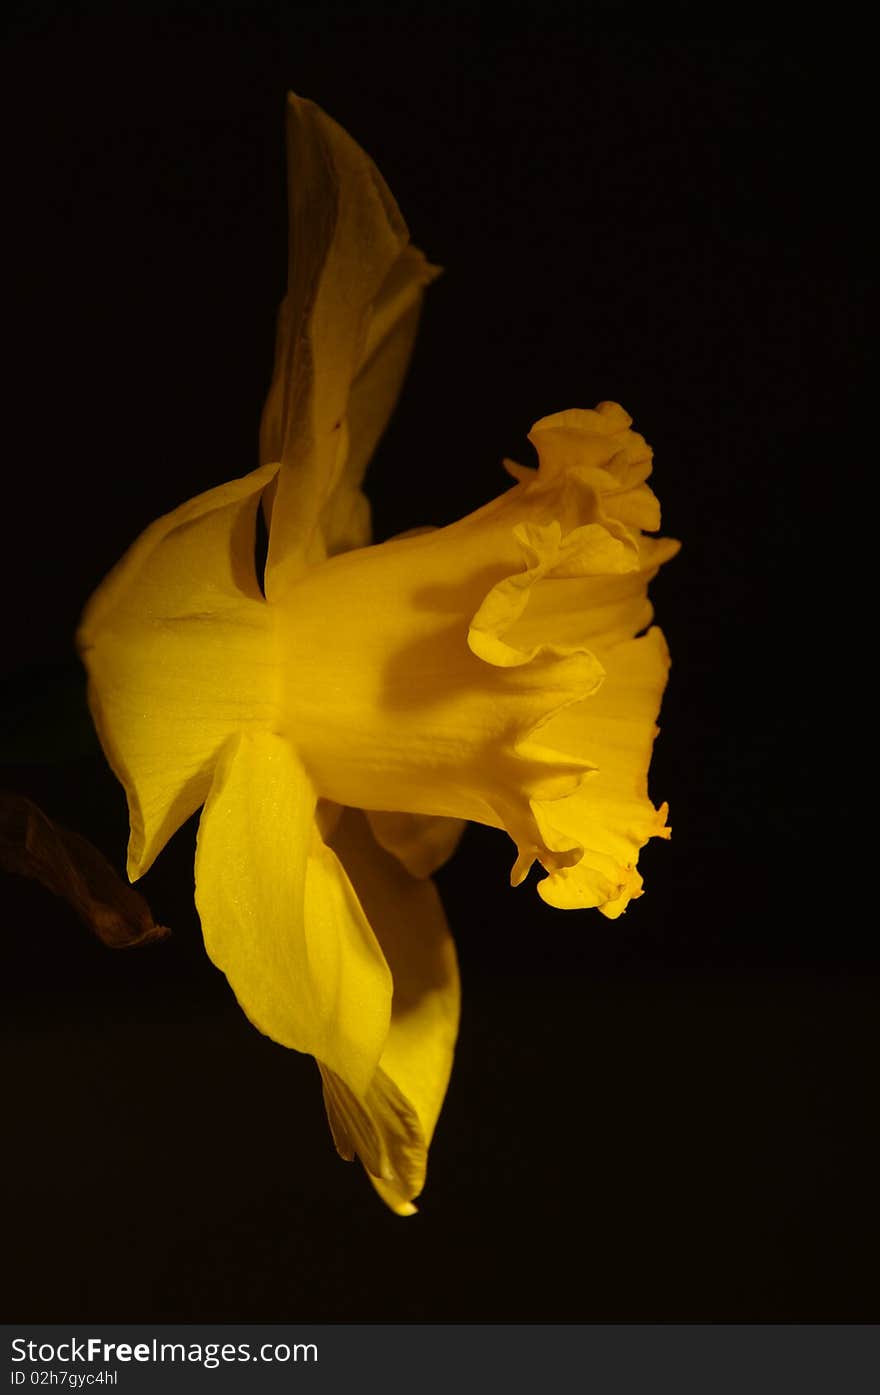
77;94;678;1214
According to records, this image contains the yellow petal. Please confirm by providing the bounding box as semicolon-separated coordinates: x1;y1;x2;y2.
77;464;279;879
534;626;672;916
495;532;679;652
320;808;460;1213
326;246;441;557
195;732;392;1097
260;94;437;585
365;809;467;879
318;1063;423;1215
528;402;662;532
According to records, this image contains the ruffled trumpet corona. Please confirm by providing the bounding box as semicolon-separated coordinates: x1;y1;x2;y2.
78;94;679;1214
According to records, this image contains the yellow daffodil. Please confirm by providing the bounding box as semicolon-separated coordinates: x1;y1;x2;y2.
77;93;678;1214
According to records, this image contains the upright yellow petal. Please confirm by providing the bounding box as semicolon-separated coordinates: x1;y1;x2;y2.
77;464;279;879
195;732;392;1097
326;245;440;557
260;94;438;583
318;808;460;1214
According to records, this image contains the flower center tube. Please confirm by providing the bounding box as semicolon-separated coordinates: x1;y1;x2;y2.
275;511;519;828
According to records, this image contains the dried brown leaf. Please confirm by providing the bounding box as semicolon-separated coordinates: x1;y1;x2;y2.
0;791;169;947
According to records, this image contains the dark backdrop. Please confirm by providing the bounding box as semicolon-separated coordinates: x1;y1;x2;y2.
2;13;872;1322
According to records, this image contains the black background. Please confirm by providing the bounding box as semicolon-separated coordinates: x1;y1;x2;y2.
2;12;872;1321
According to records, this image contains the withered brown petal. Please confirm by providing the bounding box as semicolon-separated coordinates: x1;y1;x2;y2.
0;792;169;948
